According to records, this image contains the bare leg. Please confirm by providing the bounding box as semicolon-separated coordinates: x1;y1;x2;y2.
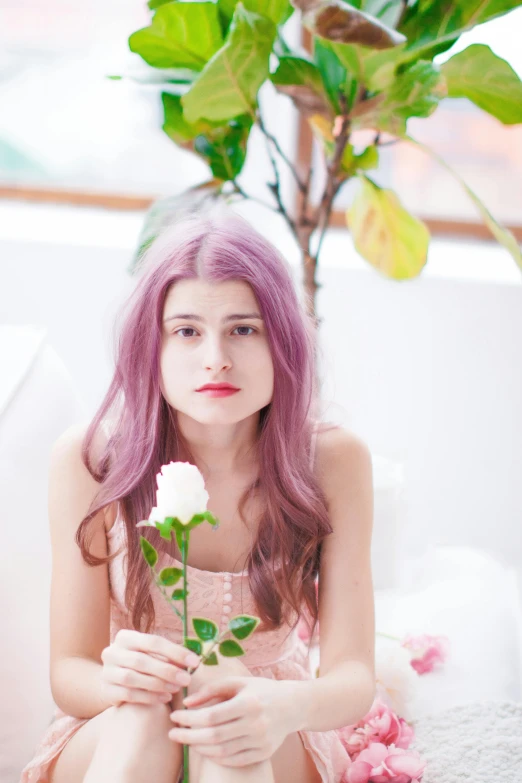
181;654;275;783
198;755;275;783
83;697;184;783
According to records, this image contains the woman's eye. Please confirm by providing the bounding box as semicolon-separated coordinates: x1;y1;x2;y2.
233;326;256;336
174;326;256;338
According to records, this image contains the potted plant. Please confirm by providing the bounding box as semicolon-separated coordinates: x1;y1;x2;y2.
110;0;522;317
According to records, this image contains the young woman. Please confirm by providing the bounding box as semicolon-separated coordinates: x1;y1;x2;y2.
20;208;376;783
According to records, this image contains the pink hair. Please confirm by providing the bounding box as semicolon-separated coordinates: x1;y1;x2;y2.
78;207;336;643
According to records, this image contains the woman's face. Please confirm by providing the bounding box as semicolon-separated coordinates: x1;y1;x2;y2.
160;278;274;425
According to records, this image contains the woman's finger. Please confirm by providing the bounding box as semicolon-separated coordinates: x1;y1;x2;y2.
108;664;181;694
109;684;174;706
188;736;256;759
169;718;253;746
174;691;251;727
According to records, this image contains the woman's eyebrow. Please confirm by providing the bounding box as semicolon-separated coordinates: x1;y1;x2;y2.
163;312;263;324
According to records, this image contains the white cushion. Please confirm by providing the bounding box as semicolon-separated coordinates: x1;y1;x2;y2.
0;325;86;783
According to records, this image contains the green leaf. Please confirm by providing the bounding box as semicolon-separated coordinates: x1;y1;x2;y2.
203;651;219;665
361;0;404;29
245;0;293;24
405;135;522;274
440;43;522;125
148;0;175;8
181;3;276;123
270;56;332;116
127;184;222;275
399;0;522;62
162;93;217;146
140;537;158;568
348;60;446;135
172;588;188;600
194;116;253;179
129;2;224;70
354;144;379;171
158;567;183;586
193;617;219;641
184;638;203;655
219;639;245;656
329;39;408;91
313;38;357;114
346;175;430;280
218;0;294;24
184;510;221;531
228;615;261;640
107;67;199;86
300;1;407;49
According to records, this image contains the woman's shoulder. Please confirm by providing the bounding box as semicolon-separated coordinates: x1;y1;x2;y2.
69;416;119;535
314;423;372;492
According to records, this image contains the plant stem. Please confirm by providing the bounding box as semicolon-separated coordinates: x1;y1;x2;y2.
229;181;281;214
152;572;184;621
376;631;402;642
257;110;307;193
182;531;189;783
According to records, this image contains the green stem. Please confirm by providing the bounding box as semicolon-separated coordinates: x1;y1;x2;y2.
376;631;403;642
152;572;184;621
182;531;190;783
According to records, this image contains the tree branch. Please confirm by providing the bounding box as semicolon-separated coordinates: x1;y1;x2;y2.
312;93;352;262
257;110;308;194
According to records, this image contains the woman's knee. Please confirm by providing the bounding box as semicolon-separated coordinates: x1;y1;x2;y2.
189;654;252;694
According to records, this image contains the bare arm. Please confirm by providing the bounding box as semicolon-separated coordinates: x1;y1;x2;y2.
48;422;201;721
51;657;111;720
48;421;113;720
293;428;376;732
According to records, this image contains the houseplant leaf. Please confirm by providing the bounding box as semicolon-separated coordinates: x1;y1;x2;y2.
348;60;446;134
440;43;522;125
346;174;430;279
293;0;407;48
405;135;522;273
313;37;357;113
182;3;276;123
162;93;253;178
399;0;522;62
129;2;224;70
270;55;333;116
127;182;223;274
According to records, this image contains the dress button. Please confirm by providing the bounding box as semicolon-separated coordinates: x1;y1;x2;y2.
223;576;232;585
223;592;232;602
223;605;232;614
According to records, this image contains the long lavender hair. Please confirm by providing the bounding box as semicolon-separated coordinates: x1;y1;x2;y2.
78;207;335;641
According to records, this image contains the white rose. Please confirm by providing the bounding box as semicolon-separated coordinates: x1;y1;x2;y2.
145;461;209;527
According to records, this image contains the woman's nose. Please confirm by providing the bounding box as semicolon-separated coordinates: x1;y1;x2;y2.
203;337;232;371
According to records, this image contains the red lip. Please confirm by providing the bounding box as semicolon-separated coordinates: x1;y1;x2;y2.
197;383;240;391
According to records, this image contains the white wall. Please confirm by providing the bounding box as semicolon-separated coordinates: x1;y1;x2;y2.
2;200;521;574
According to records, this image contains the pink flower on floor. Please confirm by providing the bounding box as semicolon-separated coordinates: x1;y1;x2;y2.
338;698;414;760
343;742;426;783
401;633;450;674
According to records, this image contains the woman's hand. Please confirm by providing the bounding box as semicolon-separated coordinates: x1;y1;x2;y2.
100;629;201;707
168;676;300;767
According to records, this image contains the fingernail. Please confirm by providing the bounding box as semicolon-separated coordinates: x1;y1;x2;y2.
185;653;201;667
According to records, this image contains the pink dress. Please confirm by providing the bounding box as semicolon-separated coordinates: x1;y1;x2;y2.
19;436;352;783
